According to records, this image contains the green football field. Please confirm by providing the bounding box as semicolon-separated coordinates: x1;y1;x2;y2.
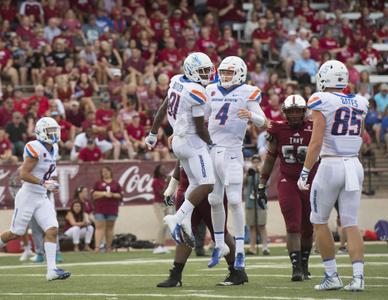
0;243;387;300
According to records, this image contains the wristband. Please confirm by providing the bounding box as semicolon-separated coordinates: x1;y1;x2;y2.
301;167;311;174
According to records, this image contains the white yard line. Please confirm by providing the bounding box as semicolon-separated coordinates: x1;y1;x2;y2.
0;273;388;280
0;292;343;300
0;253;388;270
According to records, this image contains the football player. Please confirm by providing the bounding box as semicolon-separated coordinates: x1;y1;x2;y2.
206;56;266;270
258;95;316;281
298;60;368;291
145;52;215;245
157;162;248;287
0;117;71;281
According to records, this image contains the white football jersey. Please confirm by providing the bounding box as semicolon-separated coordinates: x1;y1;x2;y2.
167;75;208;141
307;92;369;157
207;83;261;148
23;140;58;193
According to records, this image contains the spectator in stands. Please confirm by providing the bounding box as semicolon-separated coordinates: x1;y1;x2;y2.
251;17;273;59
82;15;101;44
28;84;49;117
126;114;146;158
110;114;136;160
293;49;317;85
217;25;242;58
152;164;172;254
218;0;246;28
51;111;75;154
0;39;19;86
245;155;269;255
250;62;268;89
73;185;94;220
5;111;27;159
280;30;303;80
375;84;388;114
380;107;388;155
74;73;98;113
282;7;298;31
0;127;18;164
307;36;322;63
319;28;343;56
152;128;171;161
96;95;114;127
358;71;373;97
360;40;382;72
345;58;360;86
64;201;94;252
264;94;283;122
92;166;123;253
66;100;85;131
44;17;61;44
107;69;124;108
296;28;310;49
78;138;103;162
0;98;15;128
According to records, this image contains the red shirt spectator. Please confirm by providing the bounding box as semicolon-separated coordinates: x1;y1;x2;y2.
0;99;14;128
0;45;12;69
28;86;50;118
196;27;218;53
0;0;18;23
66;102;85;128
360;42;381;67
264;105;284;122
337;46;354;63
158;37;182;68
19;0;43;21
126;118;145;141
79;142;102;162
13;89;29;116
319;36;339;50
16;17;35;41
0;135;12;156
252;18;273;44
58;118;73;142
96;99;114;127
43;3;60;22
217;26;240;57
152;175;166;204
169;9;186;37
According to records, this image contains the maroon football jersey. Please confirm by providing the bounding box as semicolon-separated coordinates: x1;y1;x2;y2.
268;120;314;180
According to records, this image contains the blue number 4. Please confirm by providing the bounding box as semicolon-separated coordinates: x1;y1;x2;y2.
215;103;230;125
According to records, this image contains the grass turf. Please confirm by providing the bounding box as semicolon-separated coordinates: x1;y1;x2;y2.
0;243;387;300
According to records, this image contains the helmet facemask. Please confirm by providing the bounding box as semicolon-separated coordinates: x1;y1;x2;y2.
282;106;306;128
197;65;215;85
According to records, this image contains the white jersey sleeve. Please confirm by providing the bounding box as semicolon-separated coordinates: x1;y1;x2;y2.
307;92;369;157
23;140;58;193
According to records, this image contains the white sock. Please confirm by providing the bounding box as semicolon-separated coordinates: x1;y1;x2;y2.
44;242;57;272
23;244;31;252
211;202;226;248
175;199;195;224
352;260;364;277
0;237;5;248
323;258;337;276
230;203;245;253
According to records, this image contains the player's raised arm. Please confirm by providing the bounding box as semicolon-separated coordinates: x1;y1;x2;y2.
145;97;168;148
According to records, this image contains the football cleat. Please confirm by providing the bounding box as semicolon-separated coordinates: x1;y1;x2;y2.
164;215;183;245
30;254;45;263
217;265;249;286
180;217;195;248
291;266;304;282
314;272;343;291
262;249;270;256
19;249;33;262
46;268;71;281
234;252;245;270
156;269;182;288
208;244;230;268
344;275;364;291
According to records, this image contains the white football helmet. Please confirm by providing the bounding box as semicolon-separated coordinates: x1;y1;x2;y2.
35;117;61;144
282;94;307;127
218;56;247;89
183;52;214;85
316;60;348;92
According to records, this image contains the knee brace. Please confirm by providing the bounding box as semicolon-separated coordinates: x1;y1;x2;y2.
208;192;223;206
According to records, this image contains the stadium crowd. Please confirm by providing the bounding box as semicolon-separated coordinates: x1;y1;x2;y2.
0;0;388;164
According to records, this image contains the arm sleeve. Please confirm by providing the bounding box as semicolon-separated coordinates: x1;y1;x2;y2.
247;101;266;127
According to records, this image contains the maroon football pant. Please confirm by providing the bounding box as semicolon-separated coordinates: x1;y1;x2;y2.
176;187;228;240
277;176;313;239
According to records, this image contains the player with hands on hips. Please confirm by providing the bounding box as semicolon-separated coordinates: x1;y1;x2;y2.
206;56;266;271
0;117;71;281
145;52;216;246
259;94;316;282
299;60;369;291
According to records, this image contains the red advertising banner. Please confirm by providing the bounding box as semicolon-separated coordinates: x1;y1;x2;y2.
0;161;280;210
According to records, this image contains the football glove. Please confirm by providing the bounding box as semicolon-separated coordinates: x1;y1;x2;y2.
257;184;268;210
41;180;59;191
145;132;157;149
297;167;310;191
163;177;179;206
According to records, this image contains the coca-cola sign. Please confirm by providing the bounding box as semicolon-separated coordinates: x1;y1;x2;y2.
0;160;280;210
0;161;175;209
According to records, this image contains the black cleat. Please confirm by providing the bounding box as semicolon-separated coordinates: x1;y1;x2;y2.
217;265;249;286
156;269;182;288
291;266;304;282
302;259;311;280
303;270;311;280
